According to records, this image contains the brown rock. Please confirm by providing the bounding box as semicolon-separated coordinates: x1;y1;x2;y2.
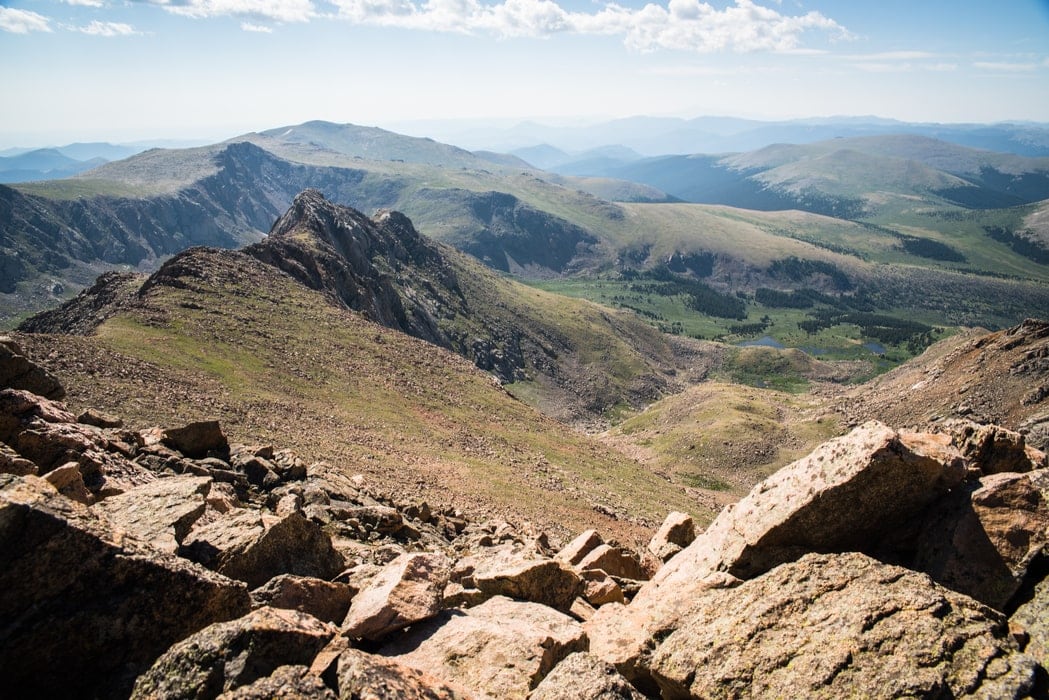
0;441;36;476
337;648;469;700
94;474;211;553
182;509;345;588
163;420;230;460
252;574;355;624
1011;574;1049;669
216;665;335;700
454;544;582;612
582;569;626;606
945;420;1046;474
0;336;64;400
529;652;645;700
381;595;587;700
554;529;603;566
78;407;123;429
646;511;695;563
0;387;75;442
912;470;1049;609
131;607;336;700
648;552;1038;700
0;474;250;699
43;461;93;504
574;544;646;581
342;552;450;641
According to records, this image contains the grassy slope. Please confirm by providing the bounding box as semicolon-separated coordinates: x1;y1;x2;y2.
604;381;840;509
19;249;708;544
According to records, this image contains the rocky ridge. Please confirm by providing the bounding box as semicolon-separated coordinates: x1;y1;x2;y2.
5;334;1049;698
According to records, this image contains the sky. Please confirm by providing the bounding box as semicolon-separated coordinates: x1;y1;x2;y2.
1;0;1048;147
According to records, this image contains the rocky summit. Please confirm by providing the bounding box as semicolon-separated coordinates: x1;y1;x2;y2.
4;330;1049;699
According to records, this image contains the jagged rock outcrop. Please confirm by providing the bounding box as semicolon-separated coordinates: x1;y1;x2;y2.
648;552;1037;699
245;189;466;357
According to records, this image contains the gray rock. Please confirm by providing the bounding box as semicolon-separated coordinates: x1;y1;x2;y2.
216;665;335;700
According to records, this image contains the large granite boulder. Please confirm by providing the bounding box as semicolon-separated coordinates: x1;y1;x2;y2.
0;474;251;699
529;652;645;700
648;552;1038;699
94;474;212;553
588;422;967;682
181;509;344;588
337;648;469;699
452;543;582;612
381;595;587;699
0;336;64;399
251;574;355;624
342;552;450;641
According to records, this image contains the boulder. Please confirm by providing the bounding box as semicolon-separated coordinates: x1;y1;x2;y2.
0;441;36;476
581;569;626;606
78;407;123;429
574;543;646;581
646;511;695;563
216;665;335;700
181;509;344;588
341;552;450;641
0;387;76;443
648;552;1038;700
252;574;355;624
337;648;469;700
453;543;582;612
131;607;336;700
0;336;64;399
554;528;603;566
588;422;965;682
162;420;230;460
94;474;211;554
0;474;250;699
946;420;1047;474
43;461;93;504
530;652;645;700
1011;573;1049;669
381;595;587;700
911;470;1049;609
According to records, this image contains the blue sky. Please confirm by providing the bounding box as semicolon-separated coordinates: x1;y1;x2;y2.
1;0;1048;146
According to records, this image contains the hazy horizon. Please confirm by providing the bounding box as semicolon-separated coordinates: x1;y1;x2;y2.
2;0;1048;149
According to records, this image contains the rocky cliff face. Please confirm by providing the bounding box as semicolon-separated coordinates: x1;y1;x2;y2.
5;336;1049;698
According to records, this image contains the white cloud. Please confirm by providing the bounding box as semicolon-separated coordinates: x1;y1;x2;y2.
78;20;140;35
843;50;934;61
63;0;106;7
135;0;316;23
241;21;274;30
0;7;52;33
973;61;1037;72
327;0;849;52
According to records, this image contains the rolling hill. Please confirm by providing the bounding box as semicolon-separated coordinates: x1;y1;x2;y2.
5;121;1049;375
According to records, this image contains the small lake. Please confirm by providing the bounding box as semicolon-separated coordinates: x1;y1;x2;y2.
740;336;785;349
864;342;887;355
